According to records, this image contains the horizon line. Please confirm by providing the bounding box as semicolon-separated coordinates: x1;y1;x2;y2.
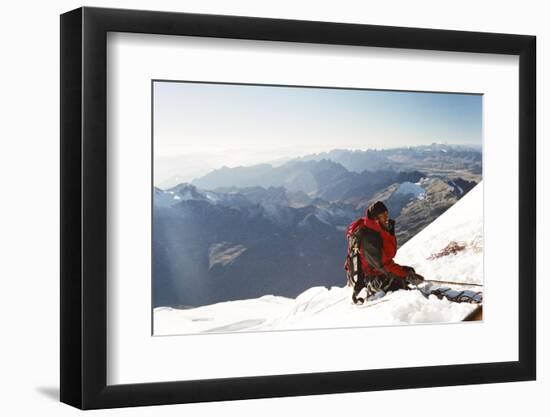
154;142;482;189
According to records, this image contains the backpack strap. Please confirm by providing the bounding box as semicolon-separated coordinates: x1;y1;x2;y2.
345;223;364;287
345;245;362;287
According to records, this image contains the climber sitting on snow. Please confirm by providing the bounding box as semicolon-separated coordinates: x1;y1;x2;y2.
344;201;425;304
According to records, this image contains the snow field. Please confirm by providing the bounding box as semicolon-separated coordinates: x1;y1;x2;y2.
154;285;479;335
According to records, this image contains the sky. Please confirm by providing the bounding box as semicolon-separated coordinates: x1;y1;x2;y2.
153;81;482;186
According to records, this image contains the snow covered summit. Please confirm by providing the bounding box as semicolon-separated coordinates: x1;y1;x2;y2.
154;182;483;335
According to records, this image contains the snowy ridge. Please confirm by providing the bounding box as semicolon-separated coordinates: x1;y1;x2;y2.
154;286;477;335
395;182;483;284
154;182;483;335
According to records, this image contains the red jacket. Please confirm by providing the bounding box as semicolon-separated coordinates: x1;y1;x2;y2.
347;216;408;279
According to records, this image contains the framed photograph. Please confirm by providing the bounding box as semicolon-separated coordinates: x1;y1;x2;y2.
60;6;536;410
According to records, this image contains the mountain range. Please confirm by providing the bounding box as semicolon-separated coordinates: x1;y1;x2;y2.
153;144;481;308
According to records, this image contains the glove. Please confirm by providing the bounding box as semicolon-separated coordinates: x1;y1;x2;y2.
402;265;416;274
406;271;425;286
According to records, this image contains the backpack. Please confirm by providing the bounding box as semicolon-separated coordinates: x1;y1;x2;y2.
344;218;366;287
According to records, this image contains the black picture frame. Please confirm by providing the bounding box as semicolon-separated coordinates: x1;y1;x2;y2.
60;6;536;410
